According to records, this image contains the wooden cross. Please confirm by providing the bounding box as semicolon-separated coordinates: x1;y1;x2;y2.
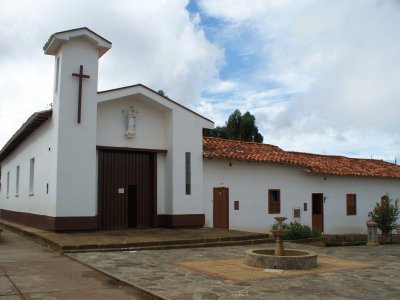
72;65;90;123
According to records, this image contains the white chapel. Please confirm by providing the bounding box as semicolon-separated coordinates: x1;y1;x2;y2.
0;28;213;230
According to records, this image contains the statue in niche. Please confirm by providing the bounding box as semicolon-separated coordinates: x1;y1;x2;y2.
125;106;138;138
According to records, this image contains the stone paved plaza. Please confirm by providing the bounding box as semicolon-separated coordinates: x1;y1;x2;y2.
69;242;400;299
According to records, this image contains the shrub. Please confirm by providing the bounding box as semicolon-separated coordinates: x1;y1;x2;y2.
368;194;399;241
272;220;321;240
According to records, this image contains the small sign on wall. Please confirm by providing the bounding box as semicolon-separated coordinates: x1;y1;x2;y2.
118;188;125;194
293;208;301;219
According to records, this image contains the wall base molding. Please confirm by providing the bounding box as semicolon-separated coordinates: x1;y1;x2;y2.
0;209;97;231
157;214;205;228
0;209;205;231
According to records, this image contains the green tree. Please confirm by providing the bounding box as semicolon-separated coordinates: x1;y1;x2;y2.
226;109;242;140
368;195;399;242
204;109;263;143
239;112;263;142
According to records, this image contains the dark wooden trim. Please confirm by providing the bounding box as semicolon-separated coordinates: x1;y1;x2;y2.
72;65;90;124
0;209;97;231
268;189;281;214
153;154;158;227
96;145;167;153
346;194;357;216
157;214;205;228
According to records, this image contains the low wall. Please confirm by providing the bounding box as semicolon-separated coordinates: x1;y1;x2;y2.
324;234;400;246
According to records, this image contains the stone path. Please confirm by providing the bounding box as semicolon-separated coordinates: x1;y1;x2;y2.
69;243;400;299
0;229;154;299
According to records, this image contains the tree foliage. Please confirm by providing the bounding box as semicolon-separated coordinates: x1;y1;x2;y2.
368;195;399;240
204;109;263;143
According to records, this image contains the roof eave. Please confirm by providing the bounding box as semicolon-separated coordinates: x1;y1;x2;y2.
0;110;53;161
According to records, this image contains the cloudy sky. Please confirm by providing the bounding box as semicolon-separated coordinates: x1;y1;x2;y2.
1;0;400;161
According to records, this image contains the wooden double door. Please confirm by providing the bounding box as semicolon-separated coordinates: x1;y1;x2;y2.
98;149;156;229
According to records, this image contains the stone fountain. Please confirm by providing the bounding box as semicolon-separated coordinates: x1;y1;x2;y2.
244;216;317;270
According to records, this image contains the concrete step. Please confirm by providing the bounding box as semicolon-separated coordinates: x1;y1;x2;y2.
59;233;270;252
62;238;275;253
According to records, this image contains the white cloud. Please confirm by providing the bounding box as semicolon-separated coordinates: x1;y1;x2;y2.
0;0;222;148
198;0;400;160
2;0;400;161
207;80;237;94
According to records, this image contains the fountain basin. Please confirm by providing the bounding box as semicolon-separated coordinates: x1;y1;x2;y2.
244;249;317;270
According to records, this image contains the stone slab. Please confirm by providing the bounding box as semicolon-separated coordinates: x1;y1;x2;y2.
1;259;89;276
0;229;152;299
0;276;18;296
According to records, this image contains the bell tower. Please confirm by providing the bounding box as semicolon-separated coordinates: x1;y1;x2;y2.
43;28;111;221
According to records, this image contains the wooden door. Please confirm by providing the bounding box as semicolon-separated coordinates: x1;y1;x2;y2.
98;150;156;229
312;193;324;232
213;187;229;229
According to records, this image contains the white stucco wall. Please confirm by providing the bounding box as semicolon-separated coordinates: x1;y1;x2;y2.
203;159;400;234
170;107;207;215
97;95;170;149
98;86;213;216
0;120;54;216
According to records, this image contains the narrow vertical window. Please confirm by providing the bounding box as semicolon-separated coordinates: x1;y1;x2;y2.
185;152;191;195
268;189;280;214
29;158;35;195
6;171;10;198
346;194;356;215
55;56;60;93
16;166;20;196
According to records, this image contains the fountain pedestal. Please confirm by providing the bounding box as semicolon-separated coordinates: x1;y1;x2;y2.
270;216;288;256
244;216;318;270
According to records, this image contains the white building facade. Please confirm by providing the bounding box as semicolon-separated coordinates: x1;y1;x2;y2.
204;158;400;234
1;28;400;234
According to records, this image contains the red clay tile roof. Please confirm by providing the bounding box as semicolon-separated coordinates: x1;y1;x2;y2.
203;137;400;179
